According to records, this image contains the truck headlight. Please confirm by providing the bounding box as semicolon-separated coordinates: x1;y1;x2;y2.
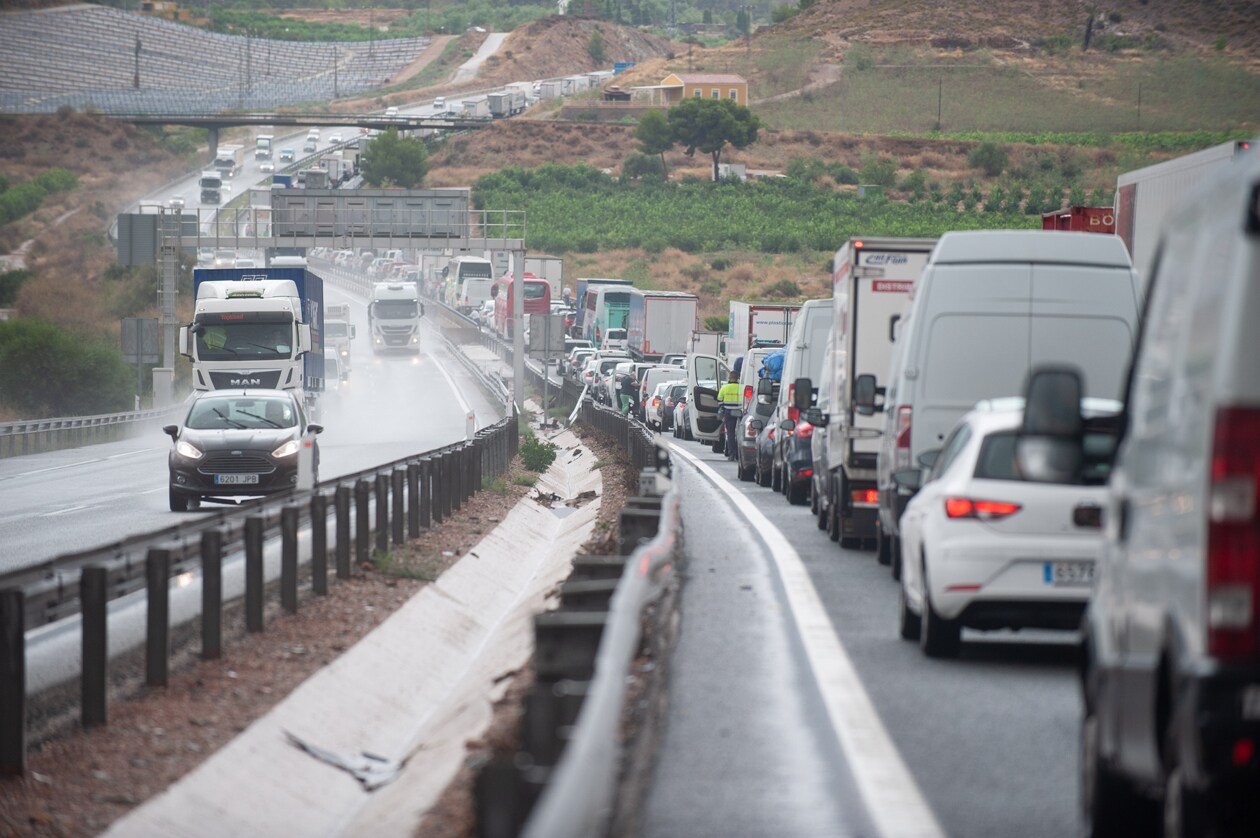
175;440;203;460
272;439;300;458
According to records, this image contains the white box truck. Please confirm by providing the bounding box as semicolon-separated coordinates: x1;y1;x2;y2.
726;301;798;362
811;237;936;547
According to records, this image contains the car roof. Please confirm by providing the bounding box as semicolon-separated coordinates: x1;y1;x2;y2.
961;396;1124;434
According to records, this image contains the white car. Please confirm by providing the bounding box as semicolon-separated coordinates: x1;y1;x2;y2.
167;195;185;210
259;161;275;173
894;398;1119;658
645;381;677;430
329;134;342;144
433;97;445;110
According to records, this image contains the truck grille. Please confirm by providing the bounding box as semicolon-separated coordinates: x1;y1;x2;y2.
199;453;274;474
208;370;282;390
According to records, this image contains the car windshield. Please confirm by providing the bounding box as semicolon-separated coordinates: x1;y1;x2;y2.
186;396;297;430
195;318;294;361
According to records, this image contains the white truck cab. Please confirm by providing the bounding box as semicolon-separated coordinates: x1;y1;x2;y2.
369;282;422;353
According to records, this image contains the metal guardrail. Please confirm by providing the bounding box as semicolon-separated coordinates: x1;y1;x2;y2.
0;402;189;459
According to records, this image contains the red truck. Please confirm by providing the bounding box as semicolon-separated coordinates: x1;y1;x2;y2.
1040;206;1115;233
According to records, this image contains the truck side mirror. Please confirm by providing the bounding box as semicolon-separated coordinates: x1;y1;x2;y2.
178;325;191;358
1015;366;1085;483
854;374;879;415
792;377;812;411
349;325;356;340
297;324;312;355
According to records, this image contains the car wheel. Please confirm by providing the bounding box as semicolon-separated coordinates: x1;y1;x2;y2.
1079;706;1157;838
771;462;782;493
826;481;841;542
169;488;189;512
737;460;753;482
891;535;903;581
920;568;961;658
811;479;821;517
1162;731;1215;838
756;461;770;487
788;479;808;506
877;523;892;566
898;581;921;641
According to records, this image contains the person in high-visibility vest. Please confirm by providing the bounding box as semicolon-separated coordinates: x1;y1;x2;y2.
717;371;742;460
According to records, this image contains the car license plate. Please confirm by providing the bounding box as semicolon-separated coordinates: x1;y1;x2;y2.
214;473;259;486
1044;561;1094;586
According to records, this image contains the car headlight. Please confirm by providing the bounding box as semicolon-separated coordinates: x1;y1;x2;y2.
175;440;203;460
272;439;301;458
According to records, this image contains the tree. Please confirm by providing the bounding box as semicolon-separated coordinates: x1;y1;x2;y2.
968;142;1008;176
360;128;429;188
588;29;606;64
634;109;673;178
0;319;132;416
667;98;761;183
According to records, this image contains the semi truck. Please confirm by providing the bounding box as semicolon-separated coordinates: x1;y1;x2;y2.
179;266;325;397
255;134;274;160
213;144;246;179
525;255;564;299
627;289;700;361
1115;139;1251;285
369;281;423;353
726;301;799;362
812;236;936;547
324;301;354;375
198;170;223;205
488;89;526;118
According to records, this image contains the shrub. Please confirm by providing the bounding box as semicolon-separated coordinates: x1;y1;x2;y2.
703;315;729;332
0;269;32;307
699;278;724;296
847;42;874;71
709;257;730;271
858;154;898;187
900;169;927;198
0;319;133;416
520;430;558;472
621;152;664;182
764;279;801;298
968;142;1008;176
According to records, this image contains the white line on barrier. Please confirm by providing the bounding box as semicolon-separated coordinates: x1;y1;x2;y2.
669;443;946;838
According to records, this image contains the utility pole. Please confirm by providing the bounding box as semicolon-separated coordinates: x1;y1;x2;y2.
133;35;141;88
332;45;339;99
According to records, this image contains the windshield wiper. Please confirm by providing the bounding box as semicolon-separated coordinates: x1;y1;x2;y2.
239;409;283;428
213;408;246;429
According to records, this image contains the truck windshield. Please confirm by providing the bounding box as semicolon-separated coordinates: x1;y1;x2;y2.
195;318;294;362
325;322;349;339
373;300;417;319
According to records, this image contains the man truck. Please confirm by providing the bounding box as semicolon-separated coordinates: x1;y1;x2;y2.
179;266;325;398
198;170;223;205
369;281;423;354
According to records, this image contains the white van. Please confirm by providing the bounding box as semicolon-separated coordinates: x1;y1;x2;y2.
770;298;833;501
1015;139;1258;838
875;230;1142;576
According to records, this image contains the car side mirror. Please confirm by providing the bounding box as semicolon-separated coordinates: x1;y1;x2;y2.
163;424;179;439
307;424;324;435
780;418;796;432
757;378;773;397
1016;366;1085;483
749;418;764;431
917;448;940;469
892;467;922;493
793;377;812;411
854;374;879;415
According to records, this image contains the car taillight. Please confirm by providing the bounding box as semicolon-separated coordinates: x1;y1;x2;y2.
745;422;758;438
652;397;661;407
796;420;814;439
895;406;912;470
1207;406;1260;659
787;382;799;423
944;498;1022;520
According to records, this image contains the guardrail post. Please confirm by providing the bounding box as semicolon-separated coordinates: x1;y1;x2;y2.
281;507;299;614
201;530;222;659
392;468;405;545
451;448;464;511
432;455;446;525
443;451;456;517
465;443;476;501
146;548;170;687
407;463;420;538
375;473;389;556
81;566;108;727
311;493;328;596
355;480;371;565
245;517;265;632
420;458;432;529
0;588;24;776
335;484;351;580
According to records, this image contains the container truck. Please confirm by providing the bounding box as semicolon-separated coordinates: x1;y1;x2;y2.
255;134;274;160
179;266;325;396
462;96;492;120
1115;139;1251;285
213;144;246;179
1040;205;1114;233
198;170;223;205
369;281;423;353
628;290;700;361
810;236;936;547
525;255;563;298
488;89;526;118
726;302;799;362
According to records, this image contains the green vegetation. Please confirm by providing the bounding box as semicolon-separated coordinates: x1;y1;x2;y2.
373;550;438;581
482;475;510;495
520;426;558;472
668;98;762;182
0;319;133;417
0;270;32;308
513;474;539;487
473;164;1038;255
0;169;77;227
361;129;429;188
206;2;553;41
634;109;674;177
588;29;607;64
757;47;1260;134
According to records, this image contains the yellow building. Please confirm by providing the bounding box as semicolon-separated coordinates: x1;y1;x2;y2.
654;73;749;106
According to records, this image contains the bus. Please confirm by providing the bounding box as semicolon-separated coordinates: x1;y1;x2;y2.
493;272;552;339
443;256;495;313
584;284;632;348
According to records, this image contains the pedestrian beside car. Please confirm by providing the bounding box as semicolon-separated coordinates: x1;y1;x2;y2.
717;370;741;459
619;370;639;416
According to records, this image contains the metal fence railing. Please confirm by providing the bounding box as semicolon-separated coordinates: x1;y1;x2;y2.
0;403;189;459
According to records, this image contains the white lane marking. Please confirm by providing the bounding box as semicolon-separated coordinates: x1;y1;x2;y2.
4;458;103;479
106;447;160;459
41;505;92;517
670;443;946;838
424;346;476;434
